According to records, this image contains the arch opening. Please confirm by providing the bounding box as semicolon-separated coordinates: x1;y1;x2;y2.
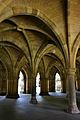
18;71;24;94
36;73;40;95
55;72;62;93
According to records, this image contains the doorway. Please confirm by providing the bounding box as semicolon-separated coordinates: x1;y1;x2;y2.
55;72;62;92
18;71;24;94
36;73;40;95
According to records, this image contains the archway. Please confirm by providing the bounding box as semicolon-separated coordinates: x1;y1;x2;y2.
18;71;24;94
36;73;40;95
55;72;62;93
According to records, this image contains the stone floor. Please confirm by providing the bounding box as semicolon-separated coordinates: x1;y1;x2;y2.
0;92;80;120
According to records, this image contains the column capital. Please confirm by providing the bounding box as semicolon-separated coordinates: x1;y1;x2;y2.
66;68;76;74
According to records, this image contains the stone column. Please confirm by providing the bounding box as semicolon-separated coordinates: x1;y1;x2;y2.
62;75;66;93
67;68;80;113
7;79;19;98
30;75;38;104
6;72;19;98
62;80;66;93
23;79;26;94
40;78;49;95
27;78;32;94
49;79;55;92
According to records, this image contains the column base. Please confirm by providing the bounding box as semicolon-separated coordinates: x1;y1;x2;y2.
30;96;38;104
67;104;80;114
49;90;55;92
39;92;49;96
62;91;66;93
23;91;26;94
6;94;19;99
27;91;31;94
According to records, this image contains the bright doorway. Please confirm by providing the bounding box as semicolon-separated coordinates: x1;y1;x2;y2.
18;71;24;94
36;73;40;95
55;72;62;92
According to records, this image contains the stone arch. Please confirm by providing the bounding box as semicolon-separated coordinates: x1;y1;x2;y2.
35;44;65;75
17;68;27;94
0;46;13;80
72;33;80;68
0;40;29;64
47;62;64;78
16;55;31;94
0;5;68;67
48;66;64;93
47;61;66;92
0;46;14;96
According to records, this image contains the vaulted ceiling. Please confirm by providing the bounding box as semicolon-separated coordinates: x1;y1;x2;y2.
0;0;79;78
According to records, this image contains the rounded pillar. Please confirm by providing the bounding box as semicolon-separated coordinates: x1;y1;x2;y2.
62;75;66;93
23;79;26;94
30;75;38;104
40;78;49;96
49;79;55;92
27;78;32;94
67;68;80;113
6;71;19;99
6;79;19;98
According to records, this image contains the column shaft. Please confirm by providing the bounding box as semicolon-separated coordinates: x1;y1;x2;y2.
62;78;66;93
23;79;26;94
40;78;49;95
27;79;32;94
67;69;79;113
30;75;37;104
49;79;55;92
7;78;19;98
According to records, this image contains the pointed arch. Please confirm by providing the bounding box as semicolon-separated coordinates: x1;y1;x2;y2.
72;33;80;67
0;6;68;67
